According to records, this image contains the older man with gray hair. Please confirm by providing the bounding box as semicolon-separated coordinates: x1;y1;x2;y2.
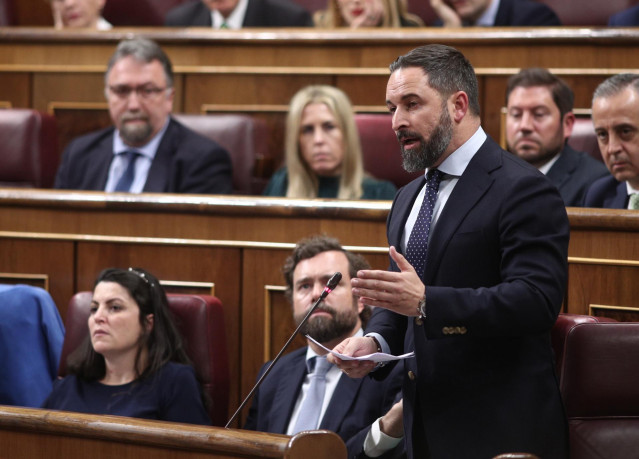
55;37;232;194
584;73;639;209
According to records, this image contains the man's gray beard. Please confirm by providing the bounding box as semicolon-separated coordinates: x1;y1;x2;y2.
399;106;454;173
296;303;359;344
120;119;153;146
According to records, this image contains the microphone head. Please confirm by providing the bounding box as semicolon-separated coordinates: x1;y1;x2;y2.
326;272;342;290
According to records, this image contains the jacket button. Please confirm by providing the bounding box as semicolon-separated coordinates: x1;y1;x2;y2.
408;371;415;380
415;316;423;326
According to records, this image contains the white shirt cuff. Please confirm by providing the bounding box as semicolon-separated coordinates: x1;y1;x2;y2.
363;417;403;458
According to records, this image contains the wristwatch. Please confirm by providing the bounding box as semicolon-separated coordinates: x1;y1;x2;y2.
417;294;427;318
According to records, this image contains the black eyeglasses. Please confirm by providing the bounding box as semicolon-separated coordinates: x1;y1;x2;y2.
108;85;168;100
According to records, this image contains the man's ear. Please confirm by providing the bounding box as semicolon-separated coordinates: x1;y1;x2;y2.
451;91;469;123
562;111;576;140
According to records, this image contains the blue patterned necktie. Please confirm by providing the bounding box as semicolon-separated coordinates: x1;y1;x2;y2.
405;169;444;277
292;356;332;433
114;151;140;192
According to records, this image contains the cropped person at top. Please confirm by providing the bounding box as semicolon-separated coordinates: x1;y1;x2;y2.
48;0;112;29
54;38;233;194
165;0;313;28
43;267;211;425
314;0;423;28
263;85;397;200
429;0;560;26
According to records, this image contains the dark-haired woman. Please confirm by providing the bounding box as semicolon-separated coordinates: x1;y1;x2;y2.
43;268;210;425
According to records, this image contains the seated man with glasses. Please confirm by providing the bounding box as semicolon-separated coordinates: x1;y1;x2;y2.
54;37;233;194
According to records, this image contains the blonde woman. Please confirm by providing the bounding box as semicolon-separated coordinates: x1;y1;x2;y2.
263;85;397;200
314;0;423;28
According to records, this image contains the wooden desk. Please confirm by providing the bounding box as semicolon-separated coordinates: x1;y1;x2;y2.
1;190;639;423
0;405;346;459
1;27;639;163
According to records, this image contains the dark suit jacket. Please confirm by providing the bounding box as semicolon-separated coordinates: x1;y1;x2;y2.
609;5;639;26
244;346;404;459
434;0;560;25
583;174;629;208
54;117;233;194
165;0;313;27
493;0;561;25
546;144;609;207
368;136;569;459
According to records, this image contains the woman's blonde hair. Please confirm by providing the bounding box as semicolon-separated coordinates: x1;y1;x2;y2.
285;85;364;199
314;0;424;28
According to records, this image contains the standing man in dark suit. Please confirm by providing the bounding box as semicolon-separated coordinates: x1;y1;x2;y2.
54;37;233;194
505;67;608;206
244;235;404;459
328;44;569;458
430;0;560;26
584;73;639;209
165;0;313;28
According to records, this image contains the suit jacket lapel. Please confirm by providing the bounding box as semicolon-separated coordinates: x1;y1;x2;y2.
388;177;425;255
242;0;260;26
424;138;500;283
319;373;363;431
613;181;629;208
269;352;307;433
95;133;115;190
143;118;176;193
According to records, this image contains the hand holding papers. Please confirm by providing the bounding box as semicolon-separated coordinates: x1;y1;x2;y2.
306;335;415;363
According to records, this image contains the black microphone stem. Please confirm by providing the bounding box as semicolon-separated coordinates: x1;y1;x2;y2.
225;272;342;428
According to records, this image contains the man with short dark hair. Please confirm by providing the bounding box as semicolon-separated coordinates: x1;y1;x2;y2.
505;67;608;206
330;44;569;458
584;73;639;209
54;37;233;194
429;0;560;26
244;235;404;459
165;0;313;28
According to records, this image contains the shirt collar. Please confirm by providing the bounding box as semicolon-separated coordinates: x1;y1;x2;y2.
212;0;249;29
626;182;639;196
427;126;486;178
538;151;562;175
113;117;170;160
475;0;500;26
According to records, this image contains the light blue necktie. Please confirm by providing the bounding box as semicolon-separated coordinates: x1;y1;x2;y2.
292;356;332;433
405;169;443;277
114;151;140;192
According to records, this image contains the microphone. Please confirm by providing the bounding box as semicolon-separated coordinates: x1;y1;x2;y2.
225;272;342;428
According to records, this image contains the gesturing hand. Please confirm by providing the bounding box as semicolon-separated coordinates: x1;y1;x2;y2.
351;246;425;317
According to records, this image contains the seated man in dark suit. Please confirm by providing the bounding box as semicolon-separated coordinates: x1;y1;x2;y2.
165;0;313;28
505;67;608;206
54;37;233;194
244;235;404;459
608;5;639;26
429;0;560;26
584;73;639;209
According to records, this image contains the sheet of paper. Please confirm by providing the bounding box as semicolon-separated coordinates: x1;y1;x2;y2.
306;335;415;363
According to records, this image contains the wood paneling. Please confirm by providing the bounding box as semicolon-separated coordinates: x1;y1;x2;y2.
2;28;639;160
0;406;346;459
1;191;639;426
